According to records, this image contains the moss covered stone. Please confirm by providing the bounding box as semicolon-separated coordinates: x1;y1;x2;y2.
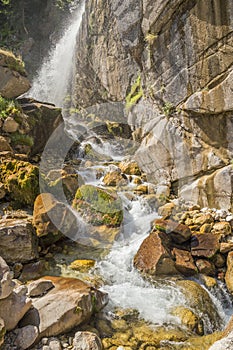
0;159;39;206
73;184;123;227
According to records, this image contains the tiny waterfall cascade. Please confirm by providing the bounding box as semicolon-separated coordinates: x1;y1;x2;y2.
27;0;85;107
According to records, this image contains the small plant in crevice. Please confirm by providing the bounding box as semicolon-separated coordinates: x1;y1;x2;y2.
145;32;157;45
162;101;175;117
0;95;21;119
10;132;34;147
126;75;143;109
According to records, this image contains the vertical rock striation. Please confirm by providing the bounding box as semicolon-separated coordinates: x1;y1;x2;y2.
75;0;233;210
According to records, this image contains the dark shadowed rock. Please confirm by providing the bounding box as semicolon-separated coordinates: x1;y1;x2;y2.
0;218;38;264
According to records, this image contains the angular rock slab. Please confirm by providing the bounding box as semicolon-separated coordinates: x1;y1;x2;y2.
0;218;38;264
0;285;32;331
0;256;15;300
134;231;178;275
191;233;219;258
20;276;108;340
0;66;30;98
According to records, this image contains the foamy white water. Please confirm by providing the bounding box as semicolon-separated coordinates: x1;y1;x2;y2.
97;198;187;325
28;1;85;107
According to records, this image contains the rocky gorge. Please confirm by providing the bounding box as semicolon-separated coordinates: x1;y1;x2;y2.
0;0;233;349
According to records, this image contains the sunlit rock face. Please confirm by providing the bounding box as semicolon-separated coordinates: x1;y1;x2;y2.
75;0;233;210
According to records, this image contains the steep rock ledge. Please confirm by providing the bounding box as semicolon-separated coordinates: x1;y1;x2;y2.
75;0;233;210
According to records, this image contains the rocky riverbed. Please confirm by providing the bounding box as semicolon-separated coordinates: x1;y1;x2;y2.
0;41;233;350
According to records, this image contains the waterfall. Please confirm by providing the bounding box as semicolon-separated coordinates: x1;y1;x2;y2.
28;1;85;107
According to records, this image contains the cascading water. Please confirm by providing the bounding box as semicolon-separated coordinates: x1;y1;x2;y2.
27;0;233;345
27;1;85;107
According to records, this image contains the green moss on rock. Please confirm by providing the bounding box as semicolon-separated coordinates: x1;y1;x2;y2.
0;159;39;206
73;184;123;227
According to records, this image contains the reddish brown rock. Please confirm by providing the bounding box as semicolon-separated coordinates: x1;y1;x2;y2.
134;231;178;276
195;259;216;276
153;219;191;244
172;248;197;276
191;233;219;258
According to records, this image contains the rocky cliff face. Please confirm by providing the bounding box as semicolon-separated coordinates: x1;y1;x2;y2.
75;0;233;211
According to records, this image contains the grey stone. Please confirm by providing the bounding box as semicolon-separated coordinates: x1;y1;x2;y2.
73;331;102;350
14;325;39;350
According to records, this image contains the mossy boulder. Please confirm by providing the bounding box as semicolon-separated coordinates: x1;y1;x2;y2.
0;159;39;206
73;185;123;227
171;306;204;335
176;280;222;332
0;49;30;98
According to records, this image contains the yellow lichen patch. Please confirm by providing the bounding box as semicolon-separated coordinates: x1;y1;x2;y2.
0;159;39;206
69;259;96;272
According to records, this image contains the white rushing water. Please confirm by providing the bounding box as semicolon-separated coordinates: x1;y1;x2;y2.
97;197;187;325
28;1;85;107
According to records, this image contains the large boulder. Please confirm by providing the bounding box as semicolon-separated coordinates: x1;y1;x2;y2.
0;49;30;98
0;284;32;331
176;280;222;332
33;193;78;246
0;218;38;264
20;276;108;340
72;185;123;227
134;231;178;275
17;97;63;156
0;159;39;206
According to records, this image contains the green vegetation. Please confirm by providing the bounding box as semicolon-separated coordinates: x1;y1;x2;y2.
126;75;143;109
73;184;123;227
10;131;34;147
0;95;22;119
162;101;175;117
145;32;157;45
0;49;26;75
0;159;39;206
